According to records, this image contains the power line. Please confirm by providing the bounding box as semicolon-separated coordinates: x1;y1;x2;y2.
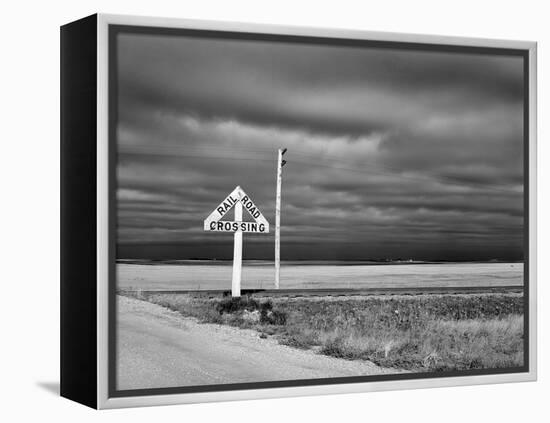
120;149;273;163
274;149;521;195
119;145;521;195
287;157;522;195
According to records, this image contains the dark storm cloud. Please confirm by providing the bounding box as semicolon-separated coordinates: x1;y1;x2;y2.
115;31;525;260
118;34;522;136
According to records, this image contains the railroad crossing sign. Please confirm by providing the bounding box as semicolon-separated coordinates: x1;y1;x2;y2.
204;186;270;297
204;186;269;233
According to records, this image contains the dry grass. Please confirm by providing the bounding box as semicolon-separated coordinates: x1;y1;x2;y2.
120;291;524;372
314;315;523;371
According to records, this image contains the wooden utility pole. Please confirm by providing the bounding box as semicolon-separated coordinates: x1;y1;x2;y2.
275;148;287;289
231;200;243;297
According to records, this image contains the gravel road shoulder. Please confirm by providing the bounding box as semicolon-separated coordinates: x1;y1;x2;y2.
117;295;401;390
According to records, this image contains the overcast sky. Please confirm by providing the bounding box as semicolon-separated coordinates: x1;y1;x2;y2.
115;30;525;261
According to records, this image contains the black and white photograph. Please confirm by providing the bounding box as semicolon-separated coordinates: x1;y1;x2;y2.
111;24;529;395
4;0;549;418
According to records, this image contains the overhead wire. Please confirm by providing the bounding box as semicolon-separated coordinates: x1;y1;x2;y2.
118;143;522;195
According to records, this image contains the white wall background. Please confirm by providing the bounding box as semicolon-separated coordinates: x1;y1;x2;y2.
1;0;547;421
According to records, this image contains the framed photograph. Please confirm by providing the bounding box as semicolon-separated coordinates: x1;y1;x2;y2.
60;14;537;409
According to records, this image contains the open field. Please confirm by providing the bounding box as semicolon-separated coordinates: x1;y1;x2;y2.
122;291;524;372
117;261;523;290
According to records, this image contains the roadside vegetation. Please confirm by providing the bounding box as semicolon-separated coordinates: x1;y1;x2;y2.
120;291;524;372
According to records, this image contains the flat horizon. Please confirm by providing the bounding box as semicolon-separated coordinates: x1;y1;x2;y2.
116;257;524;264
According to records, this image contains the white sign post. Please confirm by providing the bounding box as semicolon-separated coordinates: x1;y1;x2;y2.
204;186;270;297
231;201;243;297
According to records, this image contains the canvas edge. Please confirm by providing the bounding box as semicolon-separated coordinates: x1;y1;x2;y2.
527;42;537;382
97;12;109;411
95;13;537;409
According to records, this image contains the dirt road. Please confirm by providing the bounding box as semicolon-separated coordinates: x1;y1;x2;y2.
117;296;397;390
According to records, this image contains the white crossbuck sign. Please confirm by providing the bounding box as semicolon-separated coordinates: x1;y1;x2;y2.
203;186;270;233
203;186;270;297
